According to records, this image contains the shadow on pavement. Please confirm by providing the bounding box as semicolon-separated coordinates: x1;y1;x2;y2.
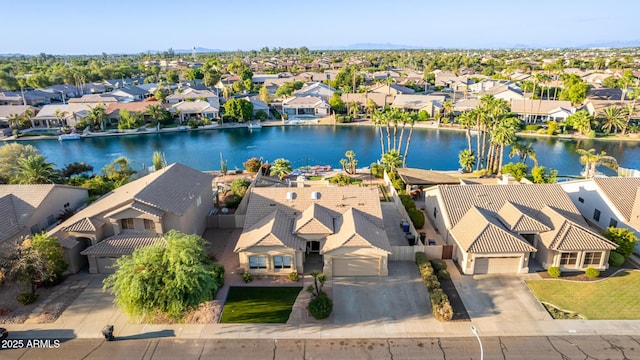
114;329;175;341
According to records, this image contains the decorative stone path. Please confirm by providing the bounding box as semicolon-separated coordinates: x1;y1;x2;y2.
23;279;90;324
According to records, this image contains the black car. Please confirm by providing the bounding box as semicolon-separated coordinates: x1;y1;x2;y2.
0;327;7;339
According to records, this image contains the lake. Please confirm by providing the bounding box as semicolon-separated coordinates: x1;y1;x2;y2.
15;125;640;176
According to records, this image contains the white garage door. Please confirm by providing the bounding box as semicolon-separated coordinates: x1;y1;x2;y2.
474;257;520;274
332;257;379;277
97;257;118;273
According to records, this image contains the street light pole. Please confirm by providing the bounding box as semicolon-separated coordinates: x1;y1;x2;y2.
471;326;483;360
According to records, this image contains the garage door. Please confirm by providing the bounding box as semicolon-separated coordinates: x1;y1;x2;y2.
97;257;118;273
474;257;520;274
332;257;379;277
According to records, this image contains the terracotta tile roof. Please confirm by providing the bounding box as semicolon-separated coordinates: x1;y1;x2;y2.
497;201;551;233
593;178;640;225
322;208;391;254
294;203;334;235
80;231;165;256
538;206;617;251
438;184;585;228
235;209;306;251
105;101;161;115
396;168;460;186
450;206;536;254
62;217;105;233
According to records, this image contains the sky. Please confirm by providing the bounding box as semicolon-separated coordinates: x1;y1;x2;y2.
2;0;639;55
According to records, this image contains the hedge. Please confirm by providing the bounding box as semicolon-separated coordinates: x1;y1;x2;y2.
430;259;447;272
608;251;625;267
547;266;561;278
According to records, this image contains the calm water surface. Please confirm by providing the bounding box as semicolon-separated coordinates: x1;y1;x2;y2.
17;125;640;176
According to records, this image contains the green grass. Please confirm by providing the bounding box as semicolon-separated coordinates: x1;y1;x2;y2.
526;270;640;319
307;176;324;181
220;286;302;323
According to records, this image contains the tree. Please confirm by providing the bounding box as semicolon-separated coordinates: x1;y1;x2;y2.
117;109;143;130
103;230;224;320
165;70;179;84
0;143;40;184
103;157;136;185
270;158;292;180
458;149;475;173
243;157;262;173
576;148;618;178
62;162;94;179
328;93;345;114
565;110;593;136
602;227;637;259
259;86;270;105
531;166;557;184
559;74;590;104
86;104;107;131
203;68;222;88
153;87;168;103
382;150;402;172
340;150;358;175
4;233;67;294
509;141;538;167
597;106;626;134
11;155;62;184
224;98;254;122
501;162;528;181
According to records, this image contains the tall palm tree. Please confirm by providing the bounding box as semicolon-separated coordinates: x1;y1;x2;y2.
509;141;538;167
11;155;62;184
372;110;386;157
566;110;593;136
576;148;618;178
597;106;626;134
87;105;107;131
54;109;69;127
490;115;519;175
269;158;292;180
382;150;402;172
442;100;454;123
458;149;475;173
457;110;476;153
145;104;164;131
7;113;22;129
622;103;636;136
401;112;417;167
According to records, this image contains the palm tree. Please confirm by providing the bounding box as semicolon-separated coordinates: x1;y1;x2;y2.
458;149;475;173
566;110;593;136
509;141;538;167
597;106;626;134
86;105;107;131
23;109;35;129
442;100;454;124
372;110;386;156
11;155;62;184
457;110;476;153
145;104;164;131
269;158;292;180
576;148;618;178
490;115;520;175
622;102;637;136
401;112;417;167
7;113;22;129
382;150;402;172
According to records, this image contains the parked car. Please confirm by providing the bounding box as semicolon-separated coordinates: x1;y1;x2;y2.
0;327;8;339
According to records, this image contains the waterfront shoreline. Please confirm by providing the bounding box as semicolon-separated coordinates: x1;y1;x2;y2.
4;117;640;144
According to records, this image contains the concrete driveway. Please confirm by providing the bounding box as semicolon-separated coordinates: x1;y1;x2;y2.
452;272;550;323
332;262;430;325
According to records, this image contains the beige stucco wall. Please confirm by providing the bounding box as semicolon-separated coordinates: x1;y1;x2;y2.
239;246;302;275
322;247;389;277
29;186;88;234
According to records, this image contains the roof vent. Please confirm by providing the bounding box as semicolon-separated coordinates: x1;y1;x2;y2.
311;191;320;200
286;192;295;201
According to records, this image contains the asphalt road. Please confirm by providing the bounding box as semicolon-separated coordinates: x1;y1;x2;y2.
2;336;640;360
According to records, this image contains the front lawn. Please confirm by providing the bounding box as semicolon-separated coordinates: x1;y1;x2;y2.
526;270;640;320
220;286;302;323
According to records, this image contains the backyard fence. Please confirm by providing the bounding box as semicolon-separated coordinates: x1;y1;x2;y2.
389;245;443;261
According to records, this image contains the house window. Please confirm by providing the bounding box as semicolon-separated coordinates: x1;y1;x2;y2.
593;209;601;222
433;207;438;219
249;256;267;269
609;218;618;228
144;219;156;231
121;218;134;230
47;214;56;226
583;252;602;266
578;197;584;203
273;255;292;269
560;252;578;267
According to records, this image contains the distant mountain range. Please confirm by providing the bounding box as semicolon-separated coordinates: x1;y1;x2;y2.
2;41;640;57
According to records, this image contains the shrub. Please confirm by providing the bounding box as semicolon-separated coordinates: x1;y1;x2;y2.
188;118;203;128
430;259;447;272
415;252;428;265
437;269;451;280
222;114;237;123
602;227;638;259
243;157;262;173
408;208;425;229
308;291;333;319
547;266;561;278
524;124;541;131
255;110;268;120
17;292;39;305
235;169;243;174
242;272;253;283
419;263;434;278
423;275;440;291
430;288;453;321
288;271;299;282
370;163;385;178
608;251;625;267
328;173;355;186
224;194;242;208
230;178;251;198
210;263;225;287
585;268;600;278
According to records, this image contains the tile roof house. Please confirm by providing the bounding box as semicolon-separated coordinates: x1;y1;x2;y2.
235;187;391;277
424;184;617;274
109;86;148;101
478;85;524;102
559;178;640;254
391;95;445;117
510;99;575;123
282;96;330;118
0;105;38;127
105;101;162;124
49;163;215;273
0;184;88;246
370;84;415;96
33;103;95;128
340;93;387;108
169;100;220;121
166;88;218;104
293;82;337;101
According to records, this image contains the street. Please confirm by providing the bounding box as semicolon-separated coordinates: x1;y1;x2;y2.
2;336;640;360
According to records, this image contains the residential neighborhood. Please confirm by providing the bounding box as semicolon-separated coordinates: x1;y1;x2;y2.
2;1;640;356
